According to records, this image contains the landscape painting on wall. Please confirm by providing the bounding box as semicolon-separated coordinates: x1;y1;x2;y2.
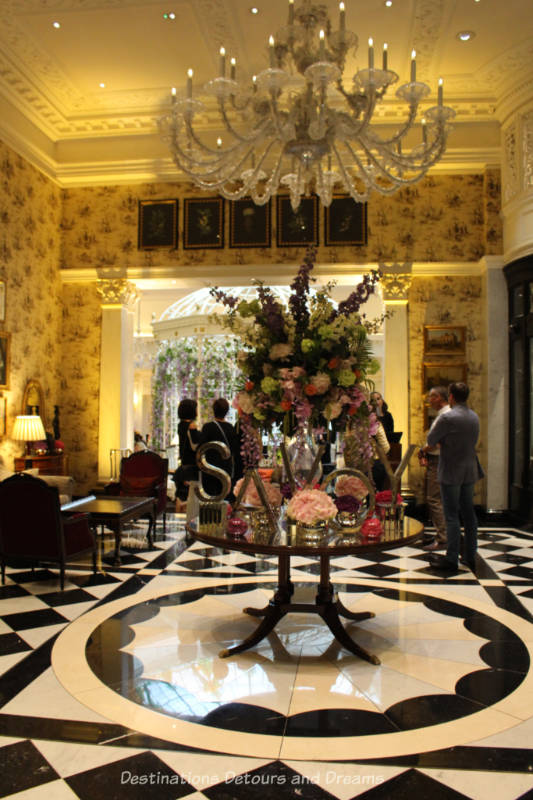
423;362;467;394
424;325;466;356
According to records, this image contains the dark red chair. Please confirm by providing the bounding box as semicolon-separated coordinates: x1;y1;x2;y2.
0;473;96;590
105;450;168;539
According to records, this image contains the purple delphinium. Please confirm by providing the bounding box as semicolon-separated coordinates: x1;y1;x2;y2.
240;413;262;469
256;284;286;338
289;247;316;335
210;287;240;310
330;270;381;320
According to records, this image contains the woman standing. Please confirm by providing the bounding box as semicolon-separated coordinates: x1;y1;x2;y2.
370;392;395;441
173;398;200;502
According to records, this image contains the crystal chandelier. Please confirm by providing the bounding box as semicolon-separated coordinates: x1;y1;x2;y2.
159;0;455;210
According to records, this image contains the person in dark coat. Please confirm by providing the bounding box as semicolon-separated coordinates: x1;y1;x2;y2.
172;398;200;502
370;392;395;441
199;398;241;498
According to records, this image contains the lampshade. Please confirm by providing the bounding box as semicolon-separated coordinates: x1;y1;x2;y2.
12;415;46;442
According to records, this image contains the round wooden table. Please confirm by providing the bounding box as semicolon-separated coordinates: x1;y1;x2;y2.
186;513;423;664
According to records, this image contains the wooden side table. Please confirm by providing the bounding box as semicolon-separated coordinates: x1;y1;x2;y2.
14;453;69;476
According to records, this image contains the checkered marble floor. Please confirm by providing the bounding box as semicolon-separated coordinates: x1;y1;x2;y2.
1;514;533;799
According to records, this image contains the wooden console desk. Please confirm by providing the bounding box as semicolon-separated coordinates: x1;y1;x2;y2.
14;454;69;475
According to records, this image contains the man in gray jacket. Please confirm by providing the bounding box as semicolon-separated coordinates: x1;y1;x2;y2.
421;382;484;572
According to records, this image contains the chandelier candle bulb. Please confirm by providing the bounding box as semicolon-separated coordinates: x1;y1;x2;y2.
368;38;374;70
438;77;443;105
217;137;222;149
171;86;176;102
219;46;226;77
230;58;236;80
421;117;427;144
319;29;325;60
269;35;275;67
382;42;388;70
339;2;345;32
288;0;294;26
410;49;416;82
186;69;193;99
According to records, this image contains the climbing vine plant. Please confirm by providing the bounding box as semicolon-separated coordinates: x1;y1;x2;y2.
152;335;241;449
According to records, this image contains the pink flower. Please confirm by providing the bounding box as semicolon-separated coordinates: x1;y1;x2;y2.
324;401;342;420
375;490;403;504
286;489;338;524
269;343;292;360
310;372;331;394
234;478;282;508
236;391;255;414
335;474;369;500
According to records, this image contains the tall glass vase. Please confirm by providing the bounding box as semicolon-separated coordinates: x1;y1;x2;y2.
287;422;323;489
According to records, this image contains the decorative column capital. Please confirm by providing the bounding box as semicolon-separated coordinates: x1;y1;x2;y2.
379;262;413;303
96;278;139;308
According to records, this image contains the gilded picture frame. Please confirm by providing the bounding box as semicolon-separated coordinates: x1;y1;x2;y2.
324;195;367;246
276;196;319;247
138;199;178;250
229;198;271;248
423;362;467;395
184;197;224;249
424;325;466;356
0;396;5;436
0;280;5;324
0;331;10;390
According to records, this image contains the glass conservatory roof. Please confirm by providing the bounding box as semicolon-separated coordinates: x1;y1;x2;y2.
159;286;296;321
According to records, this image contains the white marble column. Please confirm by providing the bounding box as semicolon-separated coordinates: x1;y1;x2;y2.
96;278;139;482
380;264;413;444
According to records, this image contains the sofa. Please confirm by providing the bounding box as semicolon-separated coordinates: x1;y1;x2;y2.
0;465;74;505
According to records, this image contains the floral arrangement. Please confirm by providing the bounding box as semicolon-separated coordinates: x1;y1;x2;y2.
335;494;361;515
210;248;381;468
233;478;282;508
286;488;338;525
361;517;383;538
375;490;403;505
335;474;369;501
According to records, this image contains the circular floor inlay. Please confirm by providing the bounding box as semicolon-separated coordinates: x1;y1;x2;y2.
52;576;533;760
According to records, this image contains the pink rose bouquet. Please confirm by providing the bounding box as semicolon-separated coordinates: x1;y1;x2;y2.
286;488;338;525
234;478;282;508
335;474;369;501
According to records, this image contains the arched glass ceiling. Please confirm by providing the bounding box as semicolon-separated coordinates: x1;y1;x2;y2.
159;286;306;321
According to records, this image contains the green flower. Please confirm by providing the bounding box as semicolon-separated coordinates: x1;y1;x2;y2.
318;324;333;339
338;369;356;387
261;376;279;395
301;338;314;353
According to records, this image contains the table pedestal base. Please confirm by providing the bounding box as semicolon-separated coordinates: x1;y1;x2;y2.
219;553;380;665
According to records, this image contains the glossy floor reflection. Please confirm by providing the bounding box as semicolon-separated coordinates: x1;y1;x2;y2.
1;515;533;798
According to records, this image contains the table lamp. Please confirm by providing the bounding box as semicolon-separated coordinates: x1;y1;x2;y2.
12;415;46;455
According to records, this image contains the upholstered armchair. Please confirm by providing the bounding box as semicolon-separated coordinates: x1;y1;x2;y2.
0;473;96;590
105;450;169;538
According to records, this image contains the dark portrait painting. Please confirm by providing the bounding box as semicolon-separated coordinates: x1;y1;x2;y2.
276;196;319;247
184;198;225;249
138;199;178;249
230;199;271;248
324;195;367;246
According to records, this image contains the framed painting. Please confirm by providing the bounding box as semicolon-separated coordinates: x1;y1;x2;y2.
276;196;319;247
229;198;271;248
424;325;466;356
423;362;467;395
0;280;5;324
0;332;10;390
184;197;224;249
324;195;367;246
138;199;178;250
0;396;5;436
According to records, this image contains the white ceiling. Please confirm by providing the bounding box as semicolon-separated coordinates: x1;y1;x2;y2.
1;0;533;187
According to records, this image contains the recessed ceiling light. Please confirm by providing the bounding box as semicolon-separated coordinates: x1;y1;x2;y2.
250;6;259;14
163;11;176;20
99;82;106;88
457;30;475;41
52;21;60;28
384;0;393;7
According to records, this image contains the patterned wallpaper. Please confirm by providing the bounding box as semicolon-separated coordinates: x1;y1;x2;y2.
61;171;503;269
408;275;486;502
0;134;501;498
0;141;63;474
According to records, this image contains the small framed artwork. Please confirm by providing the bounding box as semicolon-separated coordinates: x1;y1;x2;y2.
0;396;5;436
229;198;271;248
184;197;224;249
0;280;5;324
423;362;467;395
276;196;319;247
0;332;10;390
324;195;367;246
424;325;466;356
138;199;178;250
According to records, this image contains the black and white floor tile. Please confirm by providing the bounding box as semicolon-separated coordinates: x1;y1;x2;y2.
1;515;533;799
